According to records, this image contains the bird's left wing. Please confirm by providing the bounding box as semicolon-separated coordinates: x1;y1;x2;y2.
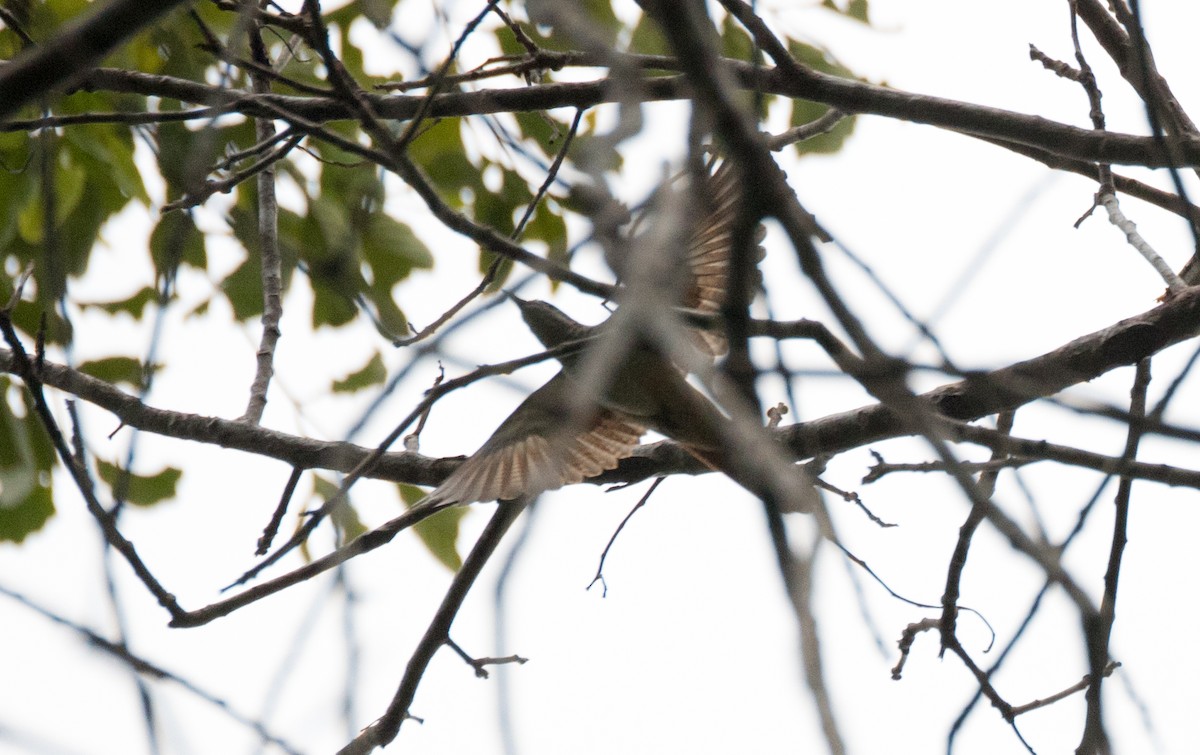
424;372;646;507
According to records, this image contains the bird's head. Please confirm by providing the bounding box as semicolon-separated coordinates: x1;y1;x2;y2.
507;293;594;350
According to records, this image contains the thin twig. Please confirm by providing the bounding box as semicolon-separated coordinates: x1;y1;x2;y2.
393;0;500;152
255;466;305;556
238;19;287;424
336;499;528;754
939;411;1014;656
162;131;304;212
586;477;665;596
1098;191;1187;293
0;310;185;620
211;338;592;596
1013;661;1121;718
1081;360;1149;752
0;584;303;754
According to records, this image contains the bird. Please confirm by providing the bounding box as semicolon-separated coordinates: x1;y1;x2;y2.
408;158;816;520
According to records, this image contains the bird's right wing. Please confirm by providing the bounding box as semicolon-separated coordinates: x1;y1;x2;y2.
424;372;646;507
682;160;766;358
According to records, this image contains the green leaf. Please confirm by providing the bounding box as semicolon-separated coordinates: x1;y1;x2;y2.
81;286;158;318
721;13;756;61
359;0;397;28
226;202;300;321
407;119;479;205
319;160;385;218
220;255;265;321
512;111;567;154
301;194;365;328
43;0;92;30
130;6;229;78
330;494;369;543
822;0;871;24
95;459;182;507
333;351;386;393
310;282;359;328
789;98;857;156
479;254;514;291
78;357;147;389
297;192;368;331
15;190;42;244
12;124;149;307
0;381;55;542
360;214;435;335
6;297;73;347
505;0;621;54
312;473;368;546
362;214;434;282
0;134;36;250
475;167;533;242
365;289;409;338
0;484;54;544
715;17;772;117
399;483;463;571
20;392;54;473
52;147;88;225
577;0;622;48
495;24;526;58
786;40;860;156
522;200;568;274
309;193;356;253
151;211;207;274
62;123;148;204
629;13;672;59
563;129;624;177
155;119;256;199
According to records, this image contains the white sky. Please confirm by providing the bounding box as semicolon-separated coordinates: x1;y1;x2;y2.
3;2;1200;754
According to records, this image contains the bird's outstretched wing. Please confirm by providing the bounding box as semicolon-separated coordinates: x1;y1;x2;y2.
424;372;646;507
682;160;765;357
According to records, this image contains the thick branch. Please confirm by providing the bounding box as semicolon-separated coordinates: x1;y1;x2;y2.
337;500;526;753
5;288;1200;490
70;61;1200;169
604;286;1200;482
0;0;190;122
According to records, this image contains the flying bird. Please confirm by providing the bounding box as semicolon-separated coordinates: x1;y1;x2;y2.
410;159;816;519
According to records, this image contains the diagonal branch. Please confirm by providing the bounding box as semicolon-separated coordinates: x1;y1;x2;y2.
63;60;1200;169
0;0;191;122
5;286;1200;490
336;500;528;754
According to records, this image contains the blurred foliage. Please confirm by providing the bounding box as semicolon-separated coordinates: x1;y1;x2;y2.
333;351;386;393
78;356;153;389
400;482;464;571
0;377;55;543
822;0;871;24
78;286;158;318
95;459;182;507
0;0;862;562
313;474;369;548
787;40;860;156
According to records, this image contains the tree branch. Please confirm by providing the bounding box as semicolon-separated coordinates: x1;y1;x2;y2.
61;60;1200;169
5;286;1200;491
0;0;191;122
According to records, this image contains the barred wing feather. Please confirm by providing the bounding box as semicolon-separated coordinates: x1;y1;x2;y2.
426;372;646;506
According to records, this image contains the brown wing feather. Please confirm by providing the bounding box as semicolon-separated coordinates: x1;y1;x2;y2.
425;372;646;507
682;161;766;357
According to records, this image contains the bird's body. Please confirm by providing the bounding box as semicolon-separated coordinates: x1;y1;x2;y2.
516;297;728;454
514;296;813;512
